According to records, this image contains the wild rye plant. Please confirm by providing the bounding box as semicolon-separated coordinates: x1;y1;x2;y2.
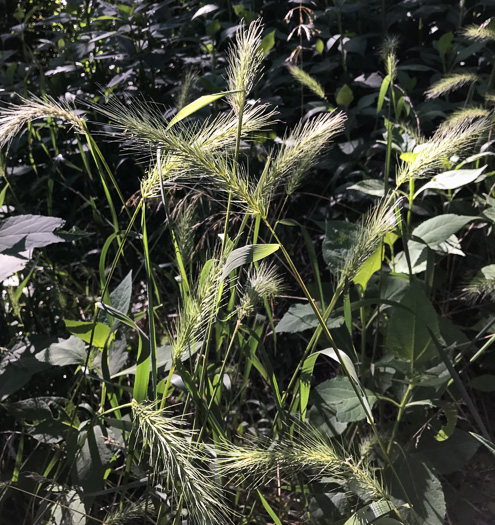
1;17;494;525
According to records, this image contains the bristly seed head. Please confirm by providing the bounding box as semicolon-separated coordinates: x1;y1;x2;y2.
227;19;265;114
237;263;286;319
0;95;86;149
131;400;231;525
396;116;489;186
425;72;478;100
338;198;401;289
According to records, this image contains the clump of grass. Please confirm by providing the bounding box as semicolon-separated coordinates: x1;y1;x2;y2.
0;94;86;148
287;64;327;100
131;400;230;525
425;72;478;99
107;101;273;201
396;116;489;185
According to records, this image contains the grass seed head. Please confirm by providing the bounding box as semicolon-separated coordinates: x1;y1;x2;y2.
238;263;286;318
0;95;86;149
287;64;327;100
463;265;495;303
338;199;400;288
463;22;495;43
380;35;400;80
131;400;230;525
256;111;345;211
425;72;478;100
396;116;489;185
227;19;265;113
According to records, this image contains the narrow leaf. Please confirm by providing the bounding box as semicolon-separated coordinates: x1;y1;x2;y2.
257;490;283;525
167;91;241;129
377;75;391;113
221;244;279;280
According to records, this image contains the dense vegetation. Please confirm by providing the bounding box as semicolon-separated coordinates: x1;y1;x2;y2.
1;1;495;523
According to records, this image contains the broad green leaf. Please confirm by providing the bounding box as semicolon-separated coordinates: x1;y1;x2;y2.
344;499;396;524
420;430;479;475
353;247;382;291
323;220;360;271
167;91;240;129
315;38;324;54
96;302;150;401
348;179;385;197
35;336;87;367
110;270;133;314
69;423;114;492
336;83;354;108
311;376;376;423
0;214;65;281
435;405;457;441
65;320;111;348
51;490;85;525
206;19;221;37
468;374;495;392
394;240;428;274
4;396;67;422
276;302;344;334
377;74;390;113
388;454;445;525
386;279;440;368
413;214;478;248
260;30;275;56
416;166;487;196
317;348;360;385
0;249;33;282
399;151;419;162
0;355;49;402
309;492;349;524
233;5;256;24
301;347;372;421
438;31;453;58
221;244;279;280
